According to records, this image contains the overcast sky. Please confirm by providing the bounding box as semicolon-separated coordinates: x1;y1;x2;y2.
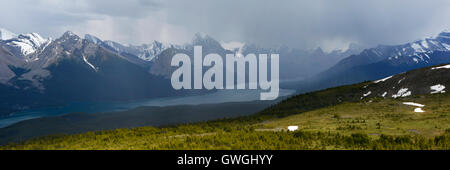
1;0;449;52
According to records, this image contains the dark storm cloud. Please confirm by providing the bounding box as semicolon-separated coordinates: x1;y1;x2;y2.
83;0;162;18
163;0;450;50
0;0;448;50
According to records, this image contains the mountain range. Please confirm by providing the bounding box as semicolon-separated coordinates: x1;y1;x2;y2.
0;30;178;115
0;28;449;116
0;28;363;115
286;30;450;92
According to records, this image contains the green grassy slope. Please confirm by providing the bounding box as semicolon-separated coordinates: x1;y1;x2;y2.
260;93;450;137
1;82;449;150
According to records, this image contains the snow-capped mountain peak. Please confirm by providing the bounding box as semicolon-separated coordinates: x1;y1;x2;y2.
0;28;17;40
90;37;173;62
4;32;51;57
60;31;80;41
436;30;450;43
55;31;84;53
84;34;102;45
136;40;172;61
354;30;450;63
18;33;48;47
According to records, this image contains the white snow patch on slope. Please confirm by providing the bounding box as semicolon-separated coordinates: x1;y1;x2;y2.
381;92;387;97
287;126;298;132
392;88;411;98
430;84;446;94
431;64;450;70
403;102;425;107
411;43;425;53
40;39;52;51
83;55;98;72
12;41;36;56
7;33;50;56
27;33;47;46
373;76;393;83
414;108;425;113
442;43;450;50
420;40;429;49
361;91;372;99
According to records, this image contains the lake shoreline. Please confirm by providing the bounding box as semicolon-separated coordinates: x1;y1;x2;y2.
0;89;295;128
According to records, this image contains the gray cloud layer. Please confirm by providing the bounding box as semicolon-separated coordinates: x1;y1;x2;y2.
1;0;449;51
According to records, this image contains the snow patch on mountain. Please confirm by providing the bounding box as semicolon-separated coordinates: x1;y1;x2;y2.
430;84;446;94
420;40;429;49
403;102;425;107
373;75;393;83
442;43;450;50
431;64;450;70
363;91;371;97
5;33;51;57
411;43;425;53
377;30;450;65
414;108;425;113
86;34;174;62
137;41;173;61
392;88;411;98
82;55;98;72
0;28;17;40
360;91;372;99
84;34;102;44
103;41;122;52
